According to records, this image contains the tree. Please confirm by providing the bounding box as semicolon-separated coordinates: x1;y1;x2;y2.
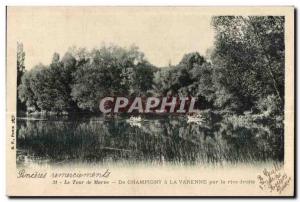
18;52;78;113
17;42;25;86
18;64;46;111
17;42;26;113
179;52;205;69
153;52;214;109
71;45;155;112
127;62;156;95
211;16;284;112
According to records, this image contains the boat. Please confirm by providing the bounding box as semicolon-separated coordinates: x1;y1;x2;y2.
128;116;142;122
187;113;204;124
126;116;142;127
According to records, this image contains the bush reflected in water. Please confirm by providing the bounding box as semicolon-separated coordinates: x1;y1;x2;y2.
16;113;284;167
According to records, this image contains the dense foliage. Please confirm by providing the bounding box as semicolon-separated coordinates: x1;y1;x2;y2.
18;45;156;113
211;16;284;114
17;16;284;117
17;43;26;112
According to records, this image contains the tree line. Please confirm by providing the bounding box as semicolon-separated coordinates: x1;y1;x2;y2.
17;16;284;117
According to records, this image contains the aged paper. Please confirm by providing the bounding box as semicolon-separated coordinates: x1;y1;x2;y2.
6;6;294;196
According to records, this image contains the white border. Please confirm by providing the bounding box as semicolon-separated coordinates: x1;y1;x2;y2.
0;0;298;201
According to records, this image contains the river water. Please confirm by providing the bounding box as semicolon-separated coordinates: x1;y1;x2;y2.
16;113;284;167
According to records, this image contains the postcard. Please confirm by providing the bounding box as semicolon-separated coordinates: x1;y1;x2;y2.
6;6;294;197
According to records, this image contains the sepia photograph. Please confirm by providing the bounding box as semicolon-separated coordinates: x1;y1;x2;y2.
6;6;294;197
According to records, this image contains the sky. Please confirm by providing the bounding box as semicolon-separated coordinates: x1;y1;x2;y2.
8;7;215;69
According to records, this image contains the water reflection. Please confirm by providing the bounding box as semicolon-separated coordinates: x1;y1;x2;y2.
16;113;284;167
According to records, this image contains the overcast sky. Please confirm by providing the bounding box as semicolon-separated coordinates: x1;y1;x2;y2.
8;7;215;69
